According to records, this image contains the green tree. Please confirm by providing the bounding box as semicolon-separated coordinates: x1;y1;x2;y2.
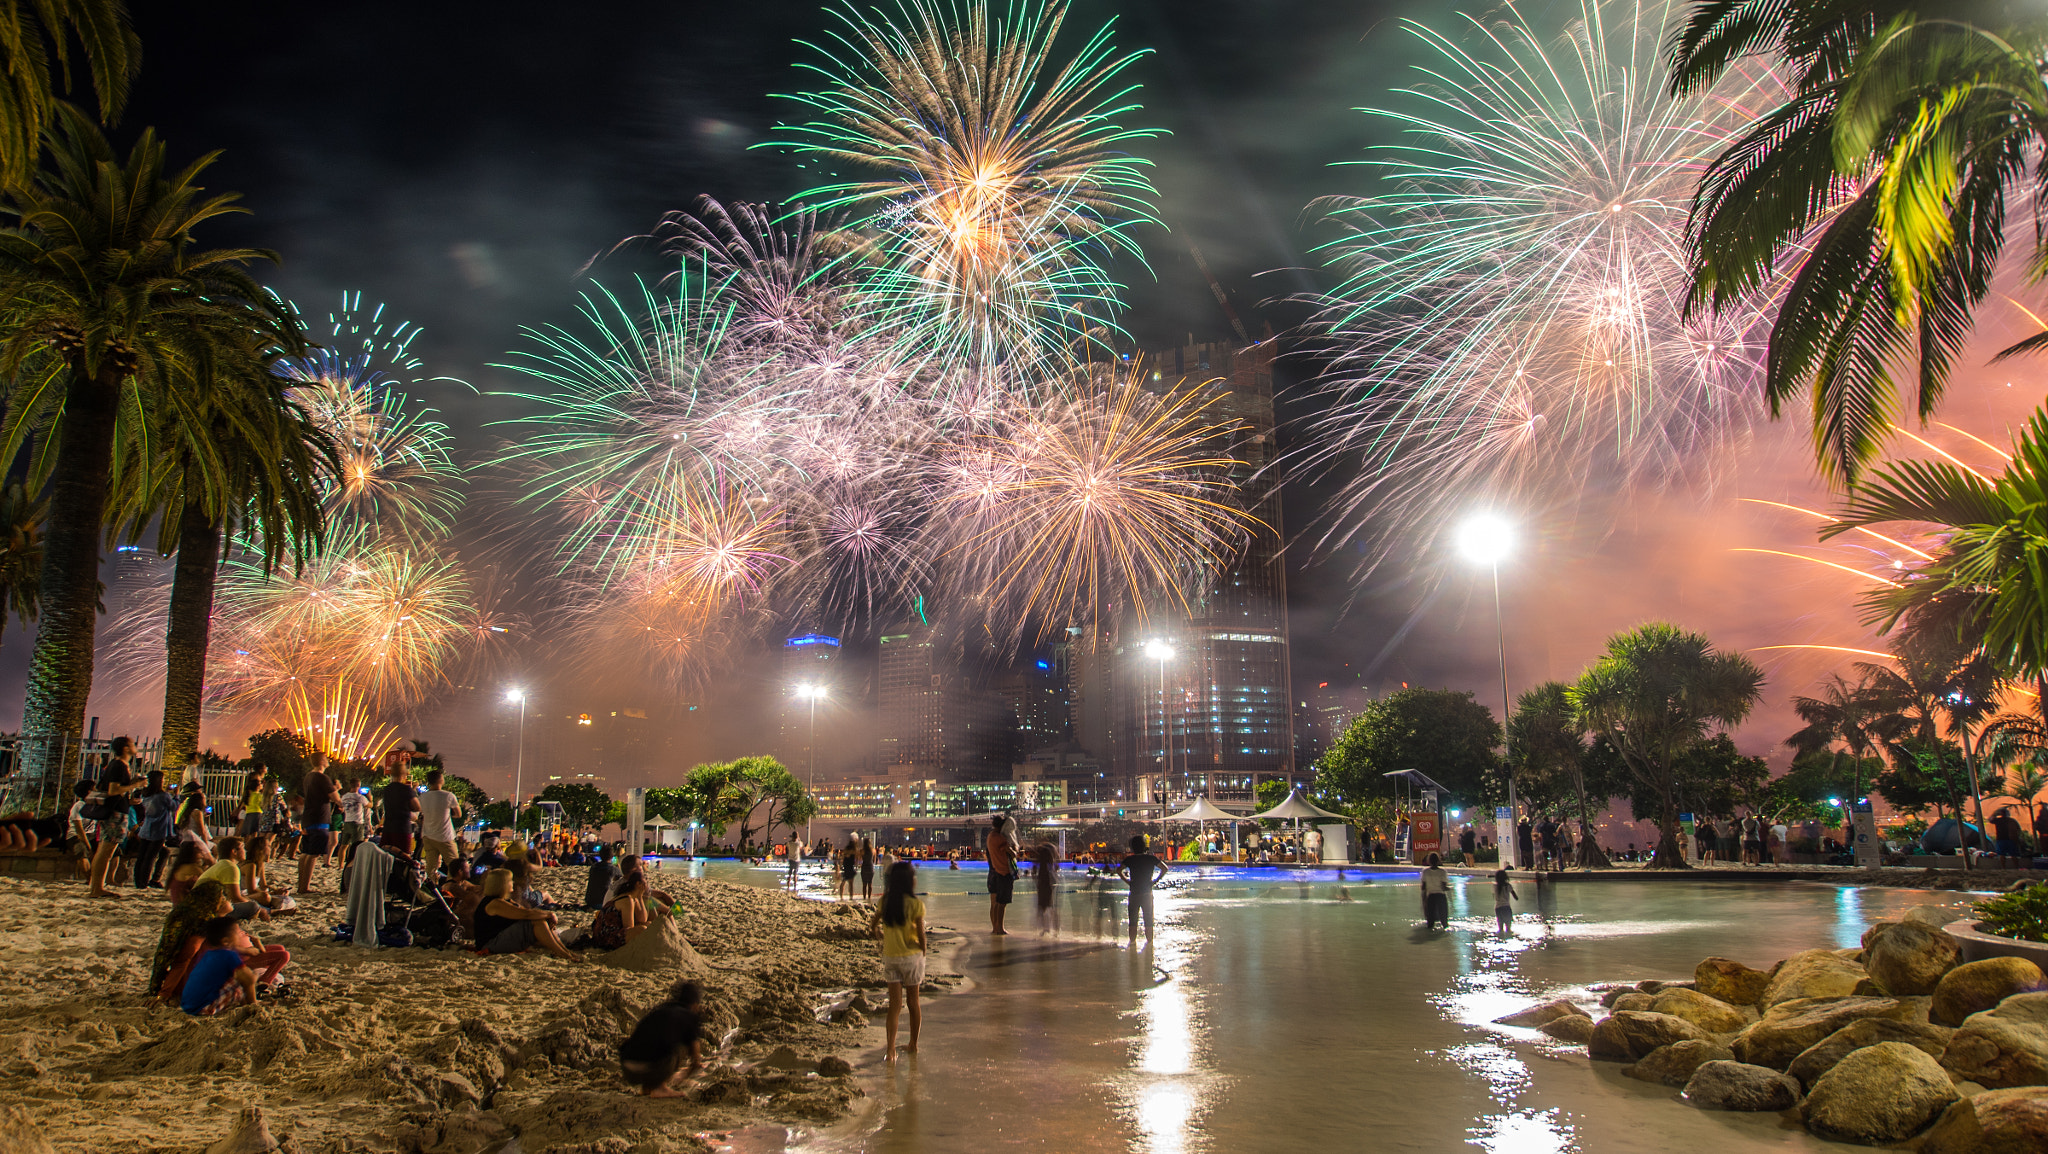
677;756;810;846
1507;681;1615;863
442;774;489;809
477;799;513;829
1858;630;2001;858
1318;688;1501;810
0;107;291;770
1615;733;1769;832
1672;2;2048;482
1875;740;1975;822
1569;623;1766;867
0;479;42;641
245;727;315;796
1786;672;1889;799
535;781;612;829
0;4;139;190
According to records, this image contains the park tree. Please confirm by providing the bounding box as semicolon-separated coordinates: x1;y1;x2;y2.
245;728;316;796
477;800;513;830
535;781;612;829
442;774;489;809
1569;623;1765;868
1318;687;1501;809
1507;681;1616;860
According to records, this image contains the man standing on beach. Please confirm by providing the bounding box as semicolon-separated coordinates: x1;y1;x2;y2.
381;755;420;857
417;768;462;881
297;754;337;893
985;814;1016;935
87;737;137;898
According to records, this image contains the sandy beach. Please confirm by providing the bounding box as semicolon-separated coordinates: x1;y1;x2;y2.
0;865;963;1153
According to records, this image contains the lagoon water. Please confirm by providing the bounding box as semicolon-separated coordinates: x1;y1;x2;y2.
682;860;1969;1152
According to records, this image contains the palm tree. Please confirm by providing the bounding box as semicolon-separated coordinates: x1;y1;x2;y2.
1859;629;2001;863
1508;681;1610;868
1568;623;1766;868
0;478;43;640
107;344;332;766
1670;2;2048;482
1826;410;2048;681
0;105;291;773
1786;672;1888;799
0;0;139;189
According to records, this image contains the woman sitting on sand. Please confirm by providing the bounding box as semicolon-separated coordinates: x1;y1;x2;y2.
589;868;652;949
472;868;582;961
173;783;212;856
164;842;212;903
152;879;229;999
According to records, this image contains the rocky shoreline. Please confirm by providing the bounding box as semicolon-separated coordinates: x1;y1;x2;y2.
0;871;962;1154
1499;906;2048;1147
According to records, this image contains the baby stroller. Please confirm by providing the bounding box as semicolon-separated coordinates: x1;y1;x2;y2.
379;850;464;948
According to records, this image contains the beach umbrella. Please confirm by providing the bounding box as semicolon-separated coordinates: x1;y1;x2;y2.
1251;789;1344;862
1168;797;1235;859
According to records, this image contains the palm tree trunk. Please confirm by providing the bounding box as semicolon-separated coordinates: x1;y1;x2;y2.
159;500;221;766
19;365;122;787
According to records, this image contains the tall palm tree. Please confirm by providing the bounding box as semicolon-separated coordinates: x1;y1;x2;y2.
1785;672;1887;798
0;0;139;189
1858;628;2001;861
0;478;43;640
107;343;331;766
1568;622;1766;868
0;105;291;773
1670;1;2048;482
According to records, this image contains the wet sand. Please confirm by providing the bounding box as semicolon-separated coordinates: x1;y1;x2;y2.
0;866;962;1153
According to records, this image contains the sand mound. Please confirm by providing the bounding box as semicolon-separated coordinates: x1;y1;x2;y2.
595;913;710;977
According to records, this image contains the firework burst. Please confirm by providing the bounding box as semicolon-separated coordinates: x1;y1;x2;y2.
1300;0;1786;571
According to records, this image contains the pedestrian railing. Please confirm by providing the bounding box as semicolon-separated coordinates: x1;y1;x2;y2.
0;734;164;817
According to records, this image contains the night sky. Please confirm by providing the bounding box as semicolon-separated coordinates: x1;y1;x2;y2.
9;0;2037;784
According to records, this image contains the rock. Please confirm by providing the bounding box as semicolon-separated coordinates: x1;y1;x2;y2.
1834;947;1866;964
1637;979;1693;994
1650;988;1748;1034
205;1107;280;1154
1695;957;1773;1007
1540;1014;1596;1045
1610;992;1654;1013
1921;1087;2048;1153
1589;1011;1709;1062
1863;921;1963;996
1682;1060;1802;1111
815;1055;853;1077
1784;1018;1955;1090
1494;999;1588;1029
1733;996;1917;1070
1905;904;1963;929
1941;991;2048;1088
1932;958;2047;1027
0;1106;56;1154
1759;949;1875;1010
1804;1041;1960;1143
1624;1040;1735;1087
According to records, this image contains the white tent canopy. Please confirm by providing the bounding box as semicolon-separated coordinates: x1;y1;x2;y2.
1251;789;1344;822
1168;797;1236;822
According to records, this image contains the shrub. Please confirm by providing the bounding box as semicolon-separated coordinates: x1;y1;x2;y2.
1974;883;2048;944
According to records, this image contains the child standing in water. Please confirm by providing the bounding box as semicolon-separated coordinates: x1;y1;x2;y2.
1492;868;1519;933
868;861;927;1059
1032;843;1059;935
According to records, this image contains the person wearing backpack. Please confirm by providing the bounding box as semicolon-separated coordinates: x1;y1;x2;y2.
85;738;137;898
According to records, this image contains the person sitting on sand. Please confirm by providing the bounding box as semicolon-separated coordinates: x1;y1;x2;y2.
868;861;926;1059
200;837;276;920
164;842;214;903
618;980;705;1097
472;868;582;961
180;918;260;1016
173;782;213;857
609;854;675;908
152;879;230;1000
583;846;621;910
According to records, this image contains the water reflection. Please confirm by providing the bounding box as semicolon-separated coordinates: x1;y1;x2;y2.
1112;890;1222;1154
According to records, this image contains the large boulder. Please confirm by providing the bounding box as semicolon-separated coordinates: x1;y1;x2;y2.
1932;957;2047;1027
1804;1042;1960;1144
1732;996;1917;1070
1589;1011;1709;1063
1625;1040;1736;1088
1494;999;1587;1029
1682;1060;1801;1111
1921;1087;2048;1154
1941;991;2048;1088
1540;1014;1596;1045
1759;949;1876;1010
1904;904;1965;930
1695;957;1773;1007
1863;920;1962;996
1650;987;1748;1034
1784;1018;1954;1091
1610;992;1654;1013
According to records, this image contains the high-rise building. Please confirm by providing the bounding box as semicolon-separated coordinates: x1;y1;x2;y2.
877;623;1008;779
1122;338;1297;804
995;651;1069;757
776;633;841;776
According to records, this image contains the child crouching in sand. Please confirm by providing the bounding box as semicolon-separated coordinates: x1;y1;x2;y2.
618;981;705;1097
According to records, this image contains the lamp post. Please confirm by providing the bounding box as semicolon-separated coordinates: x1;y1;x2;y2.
1456;514;1517;868
1144;640;1175;803
796;684;827;840
506;689;526;830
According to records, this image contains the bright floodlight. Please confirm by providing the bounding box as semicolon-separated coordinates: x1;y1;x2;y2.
1144;639;1175;661
1828;797;1841;807
506;688;525;703
1456;513;1515;565
797;683;828;699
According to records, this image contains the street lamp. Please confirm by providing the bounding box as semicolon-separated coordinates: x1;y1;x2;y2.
506;689;526;830
796;684;827;840
1456;514;1518;868
1144;640;1175;798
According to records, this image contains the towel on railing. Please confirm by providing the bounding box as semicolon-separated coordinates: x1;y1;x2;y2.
346;842;393;947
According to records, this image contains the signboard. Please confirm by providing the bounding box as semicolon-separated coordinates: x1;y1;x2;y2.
1852;802;1880;868
1680;812;1696;861
1409;809;1442;861
625;787;646;856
